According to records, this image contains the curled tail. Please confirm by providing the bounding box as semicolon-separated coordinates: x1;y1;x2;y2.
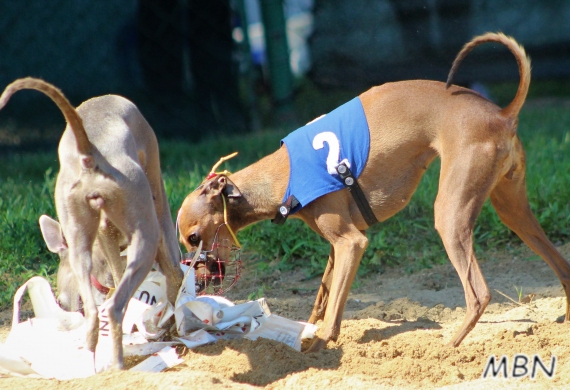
0;77;92;156
446;32;531;119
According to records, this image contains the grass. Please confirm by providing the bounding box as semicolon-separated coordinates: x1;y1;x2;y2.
1;86;570;309
0;166;59;304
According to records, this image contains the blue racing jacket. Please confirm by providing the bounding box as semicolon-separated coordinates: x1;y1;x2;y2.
281;96;371;214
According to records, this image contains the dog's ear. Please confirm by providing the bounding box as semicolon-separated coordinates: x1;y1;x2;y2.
39;215;67;253
200;175;242;199
220;176;242;198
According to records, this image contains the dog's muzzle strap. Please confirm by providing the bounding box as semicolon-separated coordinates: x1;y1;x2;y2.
272;195;299;225
336;162;378;227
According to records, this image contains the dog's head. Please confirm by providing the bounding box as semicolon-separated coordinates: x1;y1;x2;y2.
39;215;113;311
178;175;242;254
178;175;243;294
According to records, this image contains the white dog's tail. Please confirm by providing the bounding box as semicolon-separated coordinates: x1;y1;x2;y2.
0;77;93;163
446;32;531;121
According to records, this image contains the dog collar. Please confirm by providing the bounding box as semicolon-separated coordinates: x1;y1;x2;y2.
90;274;111;295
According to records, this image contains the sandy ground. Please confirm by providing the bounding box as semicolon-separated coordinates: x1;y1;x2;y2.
1;243;569;389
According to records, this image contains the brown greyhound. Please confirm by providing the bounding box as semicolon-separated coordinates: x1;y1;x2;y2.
0;78;184;369
177;33;570;352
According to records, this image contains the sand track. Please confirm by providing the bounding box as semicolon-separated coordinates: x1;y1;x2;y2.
1;243;569;389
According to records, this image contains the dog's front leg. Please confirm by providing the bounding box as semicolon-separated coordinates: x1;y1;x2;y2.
305;216;368;353
308;247;334;324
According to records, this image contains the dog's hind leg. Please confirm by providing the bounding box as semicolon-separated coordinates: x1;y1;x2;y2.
99;180;160;369
490;149;570;321
106;228;157;368
97;223;125;288
155;185;184;305
155;232;184;305
143;143;184;304
64;212;101;352
434;148;500;347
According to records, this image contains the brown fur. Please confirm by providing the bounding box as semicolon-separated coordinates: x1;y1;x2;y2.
178;33;570;352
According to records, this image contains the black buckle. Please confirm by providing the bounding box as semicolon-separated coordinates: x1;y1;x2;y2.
272;195;299;225
336;162;378;227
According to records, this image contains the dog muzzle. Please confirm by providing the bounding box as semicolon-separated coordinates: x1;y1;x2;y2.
181;224;242;296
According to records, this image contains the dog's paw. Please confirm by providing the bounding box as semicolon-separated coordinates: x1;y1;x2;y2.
303;337;327;353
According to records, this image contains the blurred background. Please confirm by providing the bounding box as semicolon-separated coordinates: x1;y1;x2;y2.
1;0;570;147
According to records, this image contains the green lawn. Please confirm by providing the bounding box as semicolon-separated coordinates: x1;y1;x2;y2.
1;99;569;309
